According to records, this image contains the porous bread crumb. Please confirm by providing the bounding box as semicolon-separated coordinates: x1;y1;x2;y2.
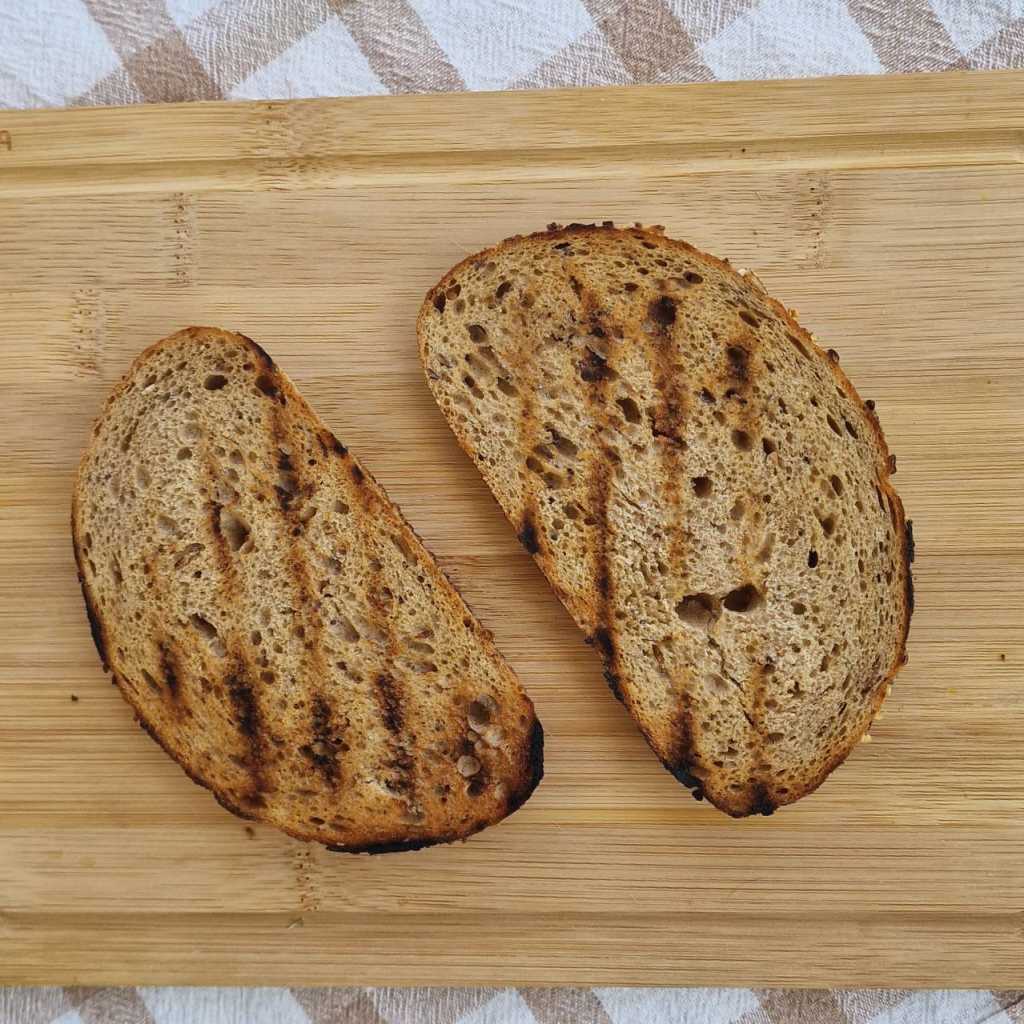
72;327;543;850
417;224;912;817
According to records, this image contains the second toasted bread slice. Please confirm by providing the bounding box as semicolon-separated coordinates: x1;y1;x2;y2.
418;224;912;817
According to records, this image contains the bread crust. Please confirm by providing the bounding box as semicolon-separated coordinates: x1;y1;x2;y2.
418;224;912;816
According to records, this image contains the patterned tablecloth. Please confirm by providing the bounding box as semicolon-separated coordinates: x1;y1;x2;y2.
3;2;1024;1022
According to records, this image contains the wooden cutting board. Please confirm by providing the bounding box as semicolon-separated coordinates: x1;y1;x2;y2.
2;70;1022;990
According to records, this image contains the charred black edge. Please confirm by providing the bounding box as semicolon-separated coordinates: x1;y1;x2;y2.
750;783;777;817
80;577;109;671
905;519;916;615
318;430;348;458
587;627;624;704
508;717;545;813
236;332;277;371
71;514;109;671
664;759;705;802
328;836;457;855
517;513;540;555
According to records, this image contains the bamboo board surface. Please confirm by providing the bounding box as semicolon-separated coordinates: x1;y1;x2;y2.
1;70;1023;989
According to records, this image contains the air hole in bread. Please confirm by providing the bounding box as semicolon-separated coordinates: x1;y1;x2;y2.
190;613;227;656
173;542;203;570
692;475;712;498
219;507;251;552
548;429;579;458
792;602;807;616
254;373;279;400
706;673;730;694
755;533;775;563
624;282;639;293
433;292;446;312
826;414;842;436
739;310;759;328
808;549;819;568
844;419;858;439
675;593;719;629
723;584;762;613
762;437;777;455
391;533;415;563
467;324;487;343
648;296;677;327
819;514;836;538
177;447;192;461
616;396;642;424
731;429;753;451
468;696;497;732
786;332;809;358
157;514;181;537
204;374;228;391
495;376;518;397
446;283;461;299
495;281;512;300
730;498;745;522
141;669;161;694
830;474;844;496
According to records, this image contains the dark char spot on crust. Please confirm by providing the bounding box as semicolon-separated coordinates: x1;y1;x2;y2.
518;515;540;555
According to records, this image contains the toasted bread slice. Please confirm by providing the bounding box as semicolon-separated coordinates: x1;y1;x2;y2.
72;327;542;851
418;224;912;817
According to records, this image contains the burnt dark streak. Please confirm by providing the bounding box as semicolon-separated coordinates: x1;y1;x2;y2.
517;513;540;555
301;695;340;786
374;672;404;734
227;671;267;804
80;578;109;669
238;333;276;371
159;642;180;699
272;409;347;781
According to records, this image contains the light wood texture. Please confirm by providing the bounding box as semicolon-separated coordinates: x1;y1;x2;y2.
1;71;1023;989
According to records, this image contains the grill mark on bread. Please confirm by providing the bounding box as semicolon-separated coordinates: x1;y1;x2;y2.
159;641;181;700
374;672;404;733
572;276;622;700
227;667;267;805
268;405;352;797
351;466;420;809
301;695;341;786
515;384;543;559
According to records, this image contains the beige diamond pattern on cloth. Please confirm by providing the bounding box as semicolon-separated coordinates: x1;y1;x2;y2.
2;0;1023;107
2;0;1024;1022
